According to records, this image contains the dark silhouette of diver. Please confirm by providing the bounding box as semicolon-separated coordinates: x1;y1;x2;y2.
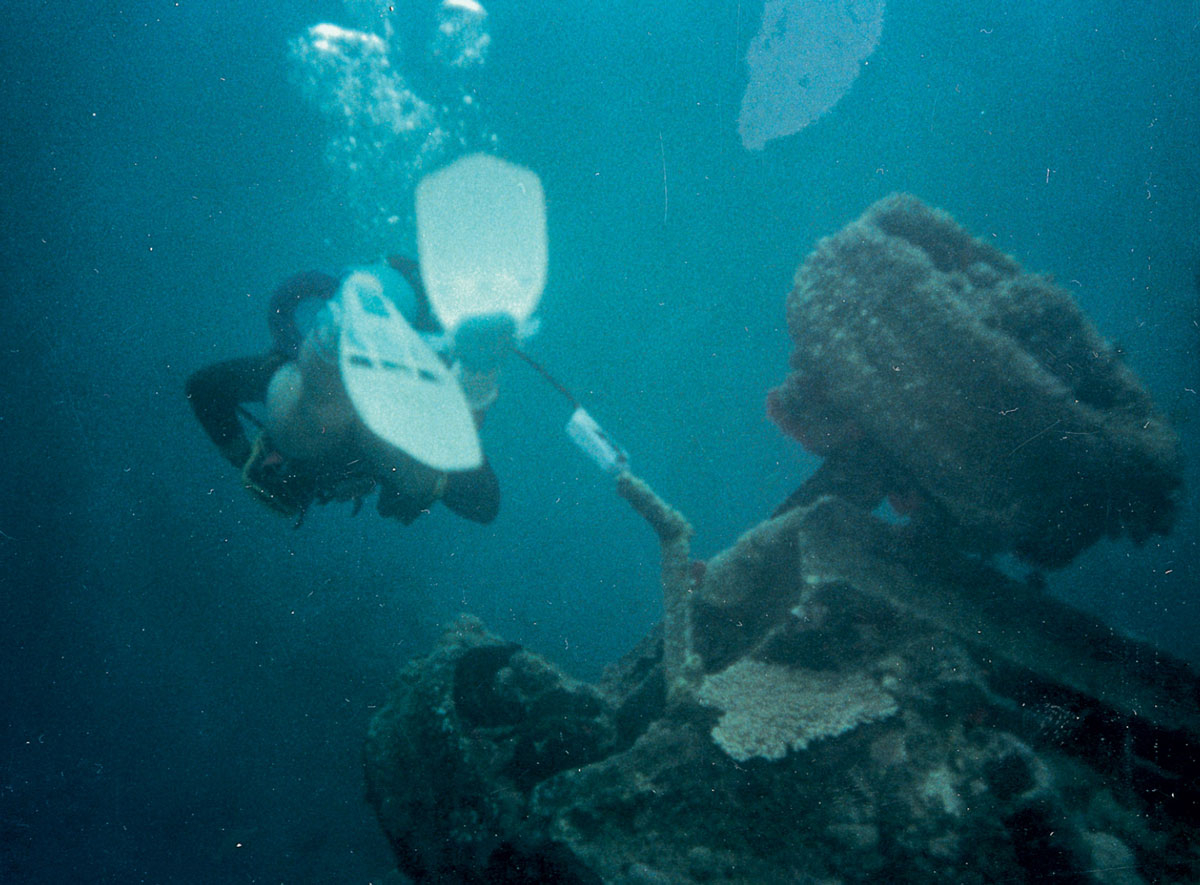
186;255;500;525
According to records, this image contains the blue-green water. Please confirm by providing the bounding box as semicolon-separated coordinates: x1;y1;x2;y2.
1;1;1197;880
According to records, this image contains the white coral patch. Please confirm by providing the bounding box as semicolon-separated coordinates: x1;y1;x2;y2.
698;659;898;763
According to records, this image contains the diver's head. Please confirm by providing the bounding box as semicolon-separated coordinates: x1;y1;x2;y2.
269;271;339;359
340;263;421;325
294;263;424;369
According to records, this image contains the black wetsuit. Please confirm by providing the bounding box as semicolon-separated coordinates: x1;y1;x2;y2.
185;256;500;524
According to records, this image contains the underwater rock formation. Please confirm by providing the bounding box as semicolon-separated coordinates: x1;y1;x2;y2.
365;493;1200;883
768;194;1182;567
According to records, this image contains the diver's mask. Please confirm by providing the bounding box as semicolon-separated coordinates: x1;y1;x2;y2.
289;290;343;367
306;301;342;366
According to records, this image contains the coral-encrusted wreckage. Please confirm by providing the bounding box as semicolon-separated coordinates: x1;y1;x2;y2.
768;194;1181;568
364;196;1197;883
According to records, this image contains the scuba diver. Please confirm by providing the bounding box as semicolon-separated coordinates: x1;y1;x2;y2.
185;255;502;525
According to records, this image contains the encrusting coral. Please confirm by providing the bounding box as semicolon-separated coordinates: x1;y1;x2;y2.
768;193;1183;567
616;471;699;705
696;659;898;762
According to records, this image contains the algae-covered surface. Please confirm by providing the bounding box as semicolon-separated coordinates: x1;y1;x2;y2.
366;496;1200;882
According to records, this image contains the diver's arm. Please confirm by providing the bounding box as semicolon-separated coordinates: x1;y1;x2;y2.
185;353;288;467
442;458;500;524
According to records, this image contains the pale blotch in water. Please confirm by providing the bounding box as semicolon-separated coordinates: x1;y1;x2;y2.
738;0;885;151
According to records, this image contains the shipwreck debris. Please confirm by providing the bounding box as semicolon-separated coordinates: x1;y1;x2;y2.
768;193;1182;567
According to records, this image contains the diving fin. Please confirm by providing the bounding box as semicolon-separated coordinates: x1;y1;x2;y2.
416;153;547;334
338;270;483;472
